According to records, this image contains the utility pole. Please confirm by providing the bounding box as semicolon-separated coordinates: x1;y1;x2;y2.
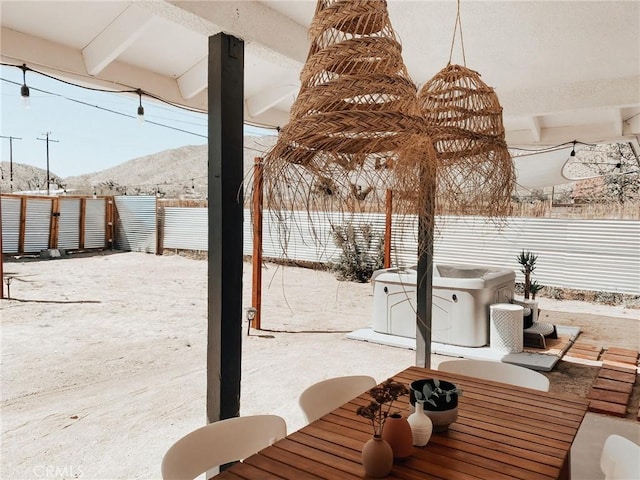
0;135;22;192
36;132;58;195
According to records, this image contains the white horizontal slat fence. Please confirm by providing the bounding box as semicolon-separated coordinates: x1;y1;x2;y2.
159;206;639;295
6;194;635;295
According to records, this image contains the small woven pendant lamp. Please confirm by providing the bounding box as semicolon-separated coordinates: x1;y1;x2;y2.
257;0;434;245
418;0;515;217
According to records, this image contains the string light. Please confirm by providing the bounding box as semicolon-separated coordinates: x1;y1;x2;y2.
136;89;145;125
20;63;30;108
3;62;281;137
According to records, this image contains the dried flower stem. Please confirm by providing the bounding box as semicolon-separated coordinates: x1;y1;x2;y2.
356;378;409;436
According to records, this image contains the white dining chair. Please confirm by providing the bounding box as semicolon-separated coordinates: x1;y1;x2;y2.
600;434;640;480
436;359;550;392
299;375;377;423
161;414;287;480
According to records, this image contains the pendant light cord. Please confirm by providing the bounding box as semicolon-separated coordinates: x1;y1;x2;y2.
447;0;467;66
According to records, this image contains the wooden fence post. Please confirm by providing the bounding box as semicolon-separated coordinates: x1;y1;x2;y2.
252;157;264;330
18;197;26;254
79;198;86;250
0;194;4;298
384;189;392;268
50;197;60;249
106;197;115;250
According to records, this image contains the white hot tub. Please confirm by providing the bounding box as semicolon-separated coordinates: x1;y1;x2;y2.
371;264;515;347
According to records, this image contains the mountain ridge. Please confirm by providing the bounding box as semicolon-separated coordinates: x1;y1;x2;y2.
1;135;277;197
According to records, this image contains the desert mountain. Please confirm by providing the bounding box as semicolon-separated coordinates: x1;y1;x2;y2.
0;161;63;194
2;135;623;204
1;135;278;198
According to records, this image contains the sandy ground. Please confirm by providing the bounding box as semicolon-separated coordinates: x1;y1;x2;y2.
1;251;639;480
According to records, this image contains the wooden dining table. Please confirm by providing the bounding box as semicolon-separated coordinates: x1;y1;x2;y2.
214;366;589;479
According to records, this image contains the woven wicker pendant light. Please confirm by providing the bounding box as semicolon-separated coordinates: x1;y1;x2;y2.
418;0;515;217
258;0;434;232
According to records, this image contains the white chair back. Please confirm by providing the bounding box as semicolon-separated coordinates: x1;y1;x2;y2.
299;375;377;423
437;359;550;391
161;415;287;480
600;434;640;480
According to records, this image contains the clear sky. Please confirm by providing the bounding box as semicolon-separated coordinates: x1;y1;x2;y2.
0;64;272;178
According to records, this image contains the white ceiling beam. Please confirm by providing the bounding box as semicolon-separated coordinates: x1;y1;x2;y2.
507;122;638;147
624;114;640;136
500;76;640;117
82;5;154;76
244;102;290;129
246;84;298;117
527;116;542;142
1;27;207;111
168;0;307;68
612;107;624;137
177;57;208;100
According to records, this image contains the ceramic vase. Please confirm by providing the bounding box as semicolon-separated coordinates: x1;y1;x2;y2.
361;435;393;478
382;413;414;460
407;400;433;446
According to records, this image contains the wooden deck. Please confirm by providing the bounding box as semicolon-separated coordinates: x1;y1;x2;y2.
585;347;639;418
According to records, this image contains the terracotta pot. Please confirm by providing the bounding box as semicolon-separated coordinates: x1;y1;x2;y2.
361;435;393;477
382;413;414;459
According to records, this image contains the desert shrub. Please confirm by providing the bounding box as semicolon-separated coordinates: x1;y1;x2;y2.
526;285;638;309
593;291;626;306
330;223;384;282
544;286;564;300
622;296;640;309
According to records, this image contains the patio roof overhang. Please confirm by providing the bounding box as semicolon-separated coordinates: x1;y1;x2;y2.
2;0;639;429
1;1;639;184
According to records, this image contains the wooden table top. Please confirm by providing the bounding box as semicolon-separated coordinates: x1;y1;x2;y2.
215;366;589;480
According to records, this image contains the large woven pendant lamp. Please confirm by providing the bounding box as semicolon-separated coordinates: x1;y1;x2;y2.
257;0;434;248
418;0;515;217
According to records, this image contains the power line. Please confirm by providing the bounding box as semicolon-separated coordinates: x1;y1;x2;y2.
0;77;208;139
1;62;208;114
1;62;280;133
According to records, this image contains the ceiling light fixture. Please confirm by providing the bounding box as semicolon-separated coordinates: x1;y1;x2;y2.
136;89;145;125
20;63;30;108
570;140;577;158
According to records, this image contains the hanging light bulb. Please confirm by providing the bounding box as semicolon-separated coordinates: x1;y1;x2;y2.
565;140;578;164
136;89;145;125
20;64;30;109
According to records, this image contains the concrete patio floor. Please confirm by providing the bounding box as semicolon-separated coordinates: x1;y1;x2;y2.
571;412;639;479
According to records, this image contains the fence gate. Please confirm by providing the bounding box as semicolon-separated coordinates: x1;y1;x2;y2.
114;195;157;253
1;194;110;254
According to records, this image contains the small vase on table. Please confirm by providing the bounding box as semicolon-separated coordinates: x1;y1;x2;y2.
407;399;433;446
382;413;413;460
361;435;393;478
